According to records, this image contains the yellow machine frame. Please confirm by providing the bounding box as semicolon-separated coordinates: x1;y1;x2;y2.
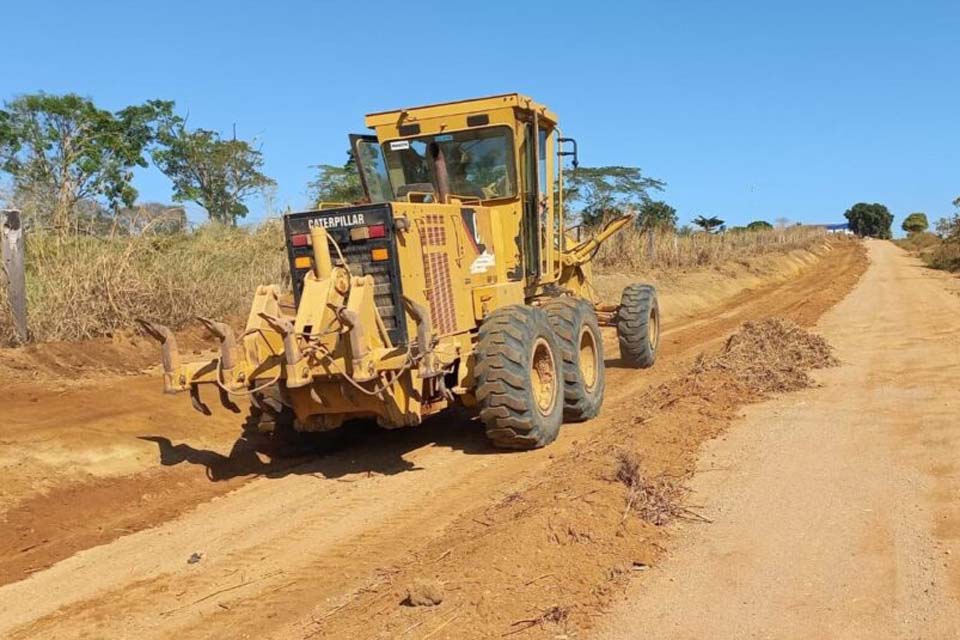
139;93;634;433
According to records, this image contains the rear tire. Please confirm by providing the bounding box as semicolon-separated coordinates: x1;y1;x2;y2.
617;284;660;368
475;306;564;449
543;297;605;422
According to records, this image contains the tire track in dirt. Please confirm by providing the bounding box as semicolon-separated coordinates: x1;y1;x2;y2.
0;241;866;640
0;244;847;583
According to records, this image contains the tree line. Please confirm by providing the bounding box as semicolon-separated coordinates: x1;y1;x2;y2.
0;93;274;235
844;199;960;240
2;91;835;238
311;155;773;234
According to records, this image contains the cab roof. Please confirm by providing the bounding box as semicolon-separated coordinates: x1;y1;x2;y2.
364;93;558;129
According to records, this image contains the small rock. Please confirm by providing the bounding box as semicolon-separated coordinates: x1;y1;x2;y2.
187;552;203;564
404;578;444;606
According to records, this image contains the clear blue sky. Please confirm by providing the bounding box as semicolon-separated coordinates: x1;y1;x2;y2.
2;0;958;232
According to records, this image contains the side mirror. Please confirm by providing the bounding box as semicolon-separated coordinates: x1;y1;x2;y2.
558;137;579;169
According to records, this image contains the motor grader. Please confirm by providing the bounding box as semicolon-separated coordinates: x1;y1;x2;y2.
140;93;660;449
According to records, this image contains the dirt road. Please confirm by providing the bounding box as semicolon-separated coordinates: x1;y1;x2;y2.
599;240;960;639
0;241;868;639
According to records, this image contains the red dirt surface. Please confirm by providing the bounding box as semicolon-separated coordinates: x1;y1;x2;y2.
0;240;866;639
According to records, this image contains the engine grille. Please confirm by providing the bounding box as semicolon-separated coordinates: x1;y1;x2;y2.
338;240;401;333
283;204;407;346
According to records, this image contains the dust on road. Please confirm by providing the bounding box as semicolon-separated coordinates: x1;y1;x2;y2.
599;240;960;639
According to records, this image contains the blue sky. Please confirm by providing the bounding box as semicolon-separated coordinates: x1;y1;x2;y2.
2;0;958;232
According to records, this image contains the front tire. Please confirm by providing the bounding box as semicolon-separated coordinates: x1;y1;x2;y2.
475;306;564;449
543;298;605;422
617;284;660;368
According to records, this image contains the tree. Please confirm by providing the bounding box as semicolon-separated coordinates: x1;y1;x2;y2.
935;198;960;239
747;220;773;230
153;125;275;225
563;166;665;226
692;215;725;233
308;151;364;204
0;93;174;235
843;202;893;239
901;212;929;234
635;200;677;231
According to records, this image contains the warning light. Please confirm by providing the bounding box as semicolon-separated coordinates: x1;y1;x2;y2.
291;233;310;247
368;224;386;239
294;256;313;269
370;248;389;262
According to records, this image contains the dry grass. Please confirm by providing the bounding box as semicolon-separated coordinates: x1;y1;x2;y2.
0;222;288;345
894;231;941;253
925;241;960;272
894;233;960;273
0;219;831;346
594;225;828;272
613;450;688;527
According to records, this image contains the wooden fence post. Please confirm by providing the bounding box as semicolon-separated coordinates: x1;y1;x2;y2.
1;209;28;343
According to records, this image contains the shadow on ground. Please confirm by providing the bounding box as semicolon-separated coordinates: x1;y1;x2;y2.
138;407;495;482
140;355;626;483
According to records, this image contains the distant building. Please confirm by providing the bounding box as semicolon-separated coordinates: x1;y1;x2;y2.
811;223;853;236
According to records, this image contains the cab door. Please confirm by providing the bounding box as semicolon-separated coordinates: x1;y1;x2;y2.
520;118;557;285
349;134;394;203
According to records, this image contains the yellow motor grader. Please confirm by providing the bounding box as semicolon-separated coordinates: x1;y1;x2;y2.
140;93;659;449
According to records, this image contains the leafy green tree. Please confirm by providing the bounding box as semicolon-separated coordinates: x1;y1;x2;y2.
308;151;364;204
0;93;174;235
692;215;725;233
564;166;664;226
636;200;677;231
154;125;275;225
844;202;893;239
901;212;929;234
747;220;773;230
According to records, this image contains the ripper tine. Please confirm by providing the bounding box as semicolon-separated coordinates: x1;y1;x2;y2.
196;316;228;340
257;311;292;335
136;318;167;343
135;319;182;394
197;316;240;378
257;311;305;387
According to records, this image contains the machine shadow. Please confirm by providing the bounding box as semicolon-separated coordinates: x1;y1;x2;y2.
140;354;625;482
138;407;500;483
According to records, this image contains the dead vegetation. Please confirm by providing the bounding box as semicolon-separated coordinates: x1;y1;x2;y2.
613;451;689;526
0;222;831;347
895;231;960;273
0;223;287;345
692;317;838;393
594;225;828;272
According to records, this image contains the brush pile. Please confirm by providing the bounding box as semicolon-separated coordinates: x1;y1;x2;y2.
693;318;838;393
